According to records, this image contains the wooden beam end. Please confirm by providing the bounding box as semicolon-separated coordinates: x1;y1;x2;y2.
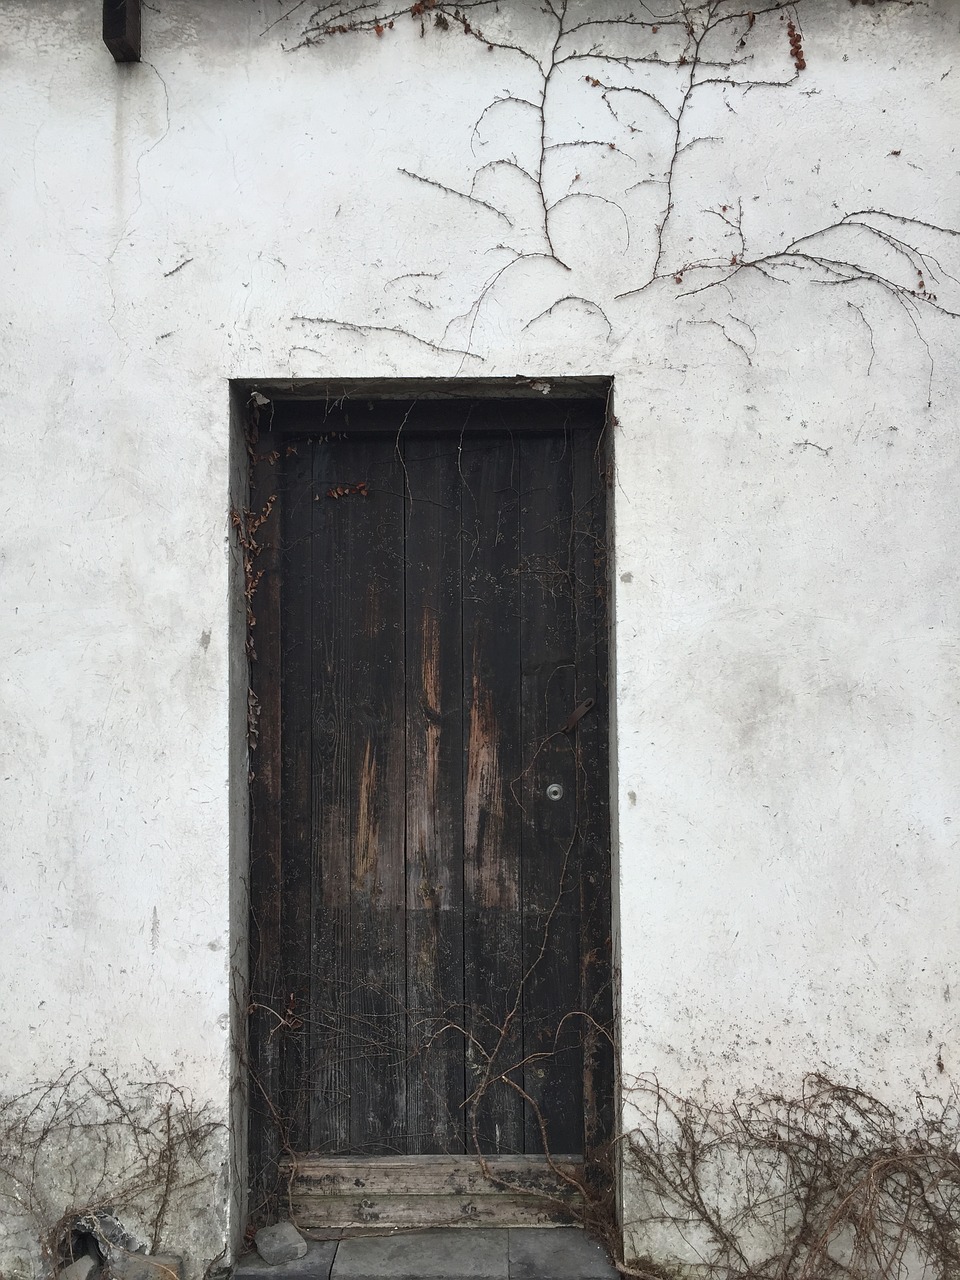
103;0;141;63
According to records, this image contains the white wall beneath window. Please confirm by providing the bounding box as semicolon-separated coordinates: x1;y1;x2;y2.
1;0;958;1273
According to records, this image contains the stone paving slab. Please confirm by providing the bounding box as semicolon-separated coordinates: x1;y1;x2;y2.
231;1228;618;1280
508;1228;618;1280
330;1229;508;1280
113;1257;185;1280
234;1242;338;1280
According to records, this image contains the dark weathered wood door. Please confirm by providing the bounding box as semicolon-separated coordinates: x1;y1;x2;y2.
248;397;611;1212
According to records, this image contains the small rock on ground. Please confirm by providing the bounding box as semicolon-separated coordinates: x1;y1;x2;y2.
234;1241;337;1280
255;1224;308;1267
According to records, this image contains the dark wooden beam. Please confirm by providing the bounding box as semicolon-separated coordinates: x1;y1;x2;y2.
103;0;140;63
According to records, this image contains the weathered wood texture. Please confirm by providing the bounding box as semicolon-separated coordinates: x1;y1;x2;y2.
282;1155;583;1229
310;439;407;1153
249;399;610;1202
404;435;465;1153
518;432;582;1156
460;429;524;1154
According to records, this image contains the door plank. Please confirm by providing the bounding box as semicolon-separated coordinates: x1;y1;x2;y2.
310;436;407;1152
285;1191;575;1230
283;1154;582;1228
285;1152;582;1193
277;441;316;1149
460;425;524;1155
518;429;583;1155
309;434;353;1151
404;433;467;1154
347;439;407;1153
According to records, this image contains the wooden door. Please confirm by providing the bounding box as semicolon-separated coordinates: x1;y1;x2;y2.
247;397;612;1223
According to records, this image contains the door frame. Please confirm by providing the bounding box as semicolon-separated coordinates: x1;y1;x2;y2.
232;377;619;1230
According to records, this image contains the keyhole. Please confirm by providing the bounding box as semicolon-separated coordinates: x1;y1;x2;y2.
546;783;563;801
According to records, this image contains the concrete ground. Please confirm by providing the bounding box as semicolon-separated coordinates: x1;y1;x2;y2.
234;1229;619;1280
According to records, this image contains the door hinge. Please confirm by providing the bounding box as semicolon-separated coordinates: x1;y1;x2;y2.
560;698;595;735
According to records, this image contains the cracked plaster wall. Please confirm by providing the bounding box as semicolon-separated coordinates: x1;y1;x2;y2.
1;0;959;1271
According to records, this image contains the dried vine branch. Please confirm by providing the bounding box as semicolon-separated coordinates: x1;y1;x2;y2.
275;0;954;384
0;1069;222;1276
619;1073;960;1280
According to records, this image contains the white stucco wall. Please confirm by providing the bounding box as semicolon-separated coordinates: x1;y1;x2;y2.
1;0;958;1273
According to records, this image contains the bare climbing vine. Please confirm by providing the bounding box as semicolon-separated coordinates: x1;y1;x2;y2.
0;1069;222;1278
230;497;276;634
270;0;958;392
253;1050;960;1280
230;480;276;658
615;1073;960;1280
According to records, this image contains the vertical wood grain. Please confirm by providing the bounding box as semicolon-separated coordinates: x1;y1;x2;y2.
518;428;582;1154
277;440;315;1149
404;432;466;1153
460;423;524;1155
310;435;406;1152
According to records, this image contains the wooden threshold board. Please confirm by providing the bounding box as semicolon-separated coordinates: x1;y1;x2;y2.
280;1154;585;1230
